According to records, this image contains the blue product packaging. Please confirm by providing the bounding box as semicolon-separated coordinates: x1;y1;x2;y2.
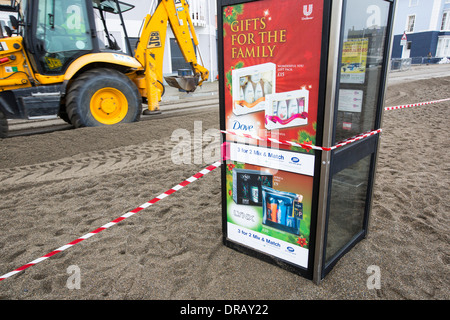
262;186;303;235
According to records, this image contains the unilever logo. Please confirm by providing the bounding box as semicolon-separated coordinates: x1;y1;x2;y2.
302;4;313;20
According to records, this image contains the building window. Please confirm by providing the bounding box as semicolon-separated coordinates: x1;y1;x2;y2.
436;37;450;57
409;0;419;6
170;38;197;72
406;15;416;32
442;11;450;31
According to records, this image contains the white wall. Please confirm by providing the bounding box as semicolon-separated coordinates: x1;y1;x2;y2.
393;0;444;34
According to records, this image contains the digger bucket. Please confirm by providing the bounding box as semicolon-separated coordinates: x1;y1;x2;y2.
164;75;200;93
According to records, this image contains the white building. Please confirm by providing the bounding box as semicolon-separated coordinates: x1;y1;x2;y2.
96;0;218;81
392;0;450;61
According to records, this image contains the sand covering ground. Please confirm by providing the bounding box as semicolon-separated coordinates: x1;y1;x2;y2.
0;75;448;300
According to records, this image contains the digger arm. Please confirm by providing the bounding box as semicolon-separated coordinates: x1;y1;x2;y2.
134;0;209;112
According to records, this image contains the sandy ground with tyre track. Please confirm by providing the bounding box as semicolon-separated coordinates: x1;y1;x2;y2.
0;69;449;300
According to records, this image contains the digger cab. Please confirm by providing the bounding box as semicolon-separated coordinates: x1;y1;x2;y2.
22;0;134;76
0;0;208;133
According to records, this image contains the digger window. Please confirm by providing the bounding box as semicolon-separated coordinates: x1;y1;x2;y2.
35;0;93;74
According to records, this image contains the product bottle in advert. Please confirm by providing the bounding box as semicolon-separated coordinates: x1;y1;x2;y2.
242;182;249;204
288;99;299;118
240;87;245;101
254;81;264;101
263;197;270;224
239;77;247;101
264;197;270;223
251;186;259;203
260;175;272;188
298;98;305;113
286;197;297;228
286;210;296;228
272;101;278;116
269;197;277;222
278;100;288;119
277;199;287;225
244;81;255;104
251;73;264;101
240;76;248;87
264;80;272;98
276;200;282;224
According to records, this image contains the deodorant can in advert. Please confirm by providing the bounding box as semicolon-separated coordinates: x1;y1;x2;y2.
242;182;249;199
251;186;259;203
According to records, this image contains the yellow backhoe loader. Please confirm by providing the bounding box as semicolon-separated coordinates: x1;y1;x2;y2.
0;0;209;137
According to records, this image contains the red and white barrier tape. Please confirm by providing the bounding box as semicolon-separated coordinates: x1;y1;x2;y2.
221;129;382;152
0;161;222;282
1;97;447;283
222;96;448;151
384;97;450;111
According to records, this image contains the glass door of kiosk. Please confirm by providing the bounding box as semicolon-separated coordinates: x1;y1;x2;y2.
318;0;395;280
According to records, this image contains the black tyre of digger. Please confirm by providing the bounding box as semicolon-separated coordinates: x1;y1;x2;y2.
0;110;8;138
58;107;72;125
66;68;141;128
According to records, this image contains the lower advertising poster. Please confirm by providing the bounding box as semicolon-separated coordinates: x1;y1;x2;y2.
224;143;314;269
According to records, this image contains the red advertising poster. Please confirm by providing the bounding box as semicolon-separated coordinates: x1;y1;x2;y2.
222;0;324;270
223;0;324;151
